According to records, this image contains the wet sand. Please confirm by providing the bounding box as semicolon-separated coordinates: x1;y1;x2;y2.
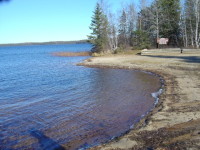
78;52;200;149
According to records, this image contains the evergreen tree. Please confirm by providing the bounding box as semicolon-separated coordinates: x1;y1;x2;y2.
118;10;128;49
159;0;181;38
101;14;109;51
88;3;109;53
132;30;150;49
137;0;181;48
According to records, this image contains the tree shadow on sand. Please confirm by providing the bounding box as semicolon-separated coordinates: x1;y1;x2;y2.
144;55;200;64
30;129;65;150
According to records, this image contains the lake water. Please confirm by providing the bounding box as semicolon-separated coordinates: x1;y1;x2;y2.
0;43;161;150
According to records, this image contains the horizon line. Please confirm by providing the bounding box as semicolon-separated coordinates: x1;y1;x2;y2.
0;39;89;46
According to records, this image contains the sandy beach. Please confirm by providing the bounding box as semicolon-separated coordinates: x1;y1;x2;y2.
78;51;200;150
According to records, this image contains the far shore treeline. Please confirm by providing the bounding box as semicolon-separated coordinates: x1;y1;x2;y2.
88;0;200;54
0;40;88;47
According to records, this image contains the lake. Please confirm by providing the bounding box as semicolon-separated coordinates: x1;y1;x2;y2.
0;43;161;150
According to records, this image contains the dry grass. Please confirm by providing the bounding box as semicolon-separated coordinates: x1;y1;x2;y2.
91;50;142;57
52;51;91;57
114;50;142;55
52;48;142;58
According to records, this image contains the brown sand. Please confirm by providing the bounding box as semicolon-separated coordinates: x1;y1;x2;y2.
78;52;200;150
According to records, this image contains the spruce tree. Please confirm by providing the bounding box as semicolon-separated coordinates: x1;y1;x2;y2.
88;3;108;53
132;30;150;49
159;0;181;38
118;10;128;49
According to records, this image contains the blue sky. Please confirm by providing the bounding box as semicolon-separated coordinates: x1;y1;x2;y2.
0;0;140;44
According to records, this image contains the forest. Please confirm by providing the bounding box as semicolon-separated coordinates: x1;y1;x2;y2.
88;0;200;53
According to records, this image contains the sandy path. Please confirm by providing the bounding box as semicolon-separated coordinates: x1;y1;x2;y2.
78;52;200;150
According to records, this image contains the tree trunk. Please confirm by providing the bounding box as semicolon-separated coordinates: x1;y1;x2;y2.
156;6;159;40
190;20;194;48
194;0;200;48
183;14;188;47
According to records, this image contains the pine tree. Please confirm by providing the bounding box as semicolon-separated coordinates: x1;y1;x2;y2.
88;3;109;53
159;0;181;38
132;30;150;49
118;10;128;49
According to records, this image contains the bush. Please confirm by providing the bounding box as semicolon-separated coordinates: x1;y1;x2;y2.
113;47;124;54
132;30;151;50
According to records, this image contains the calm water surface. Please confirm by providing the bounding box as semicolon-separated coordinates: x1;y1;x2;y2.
0;43;161;150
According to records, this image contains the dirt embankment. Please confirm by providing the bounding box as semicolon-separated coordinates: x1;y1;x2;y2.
78;52;200;150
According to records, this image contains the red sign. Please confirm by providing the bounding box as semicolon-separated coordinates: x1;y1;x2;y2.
157;38;169;45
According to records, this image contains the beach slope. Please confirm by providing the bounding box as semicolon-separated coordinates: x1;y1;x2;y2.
78;52;200;149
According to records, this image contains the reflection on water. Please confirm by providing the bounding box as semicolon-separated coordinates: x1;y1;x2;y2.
0;44;161;149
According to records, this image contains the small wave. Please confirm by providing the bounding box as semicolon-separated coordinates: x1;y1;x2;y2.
151;88;163;105
129;83;164;130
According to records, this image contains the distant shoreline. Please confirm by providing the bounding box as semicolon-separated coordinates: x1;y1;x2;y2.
0;40;88;47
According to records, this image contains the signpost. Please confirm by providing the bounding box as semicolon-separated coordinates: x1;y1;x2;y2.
156;35;183;53
157;38;169;48
157;38;169;45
